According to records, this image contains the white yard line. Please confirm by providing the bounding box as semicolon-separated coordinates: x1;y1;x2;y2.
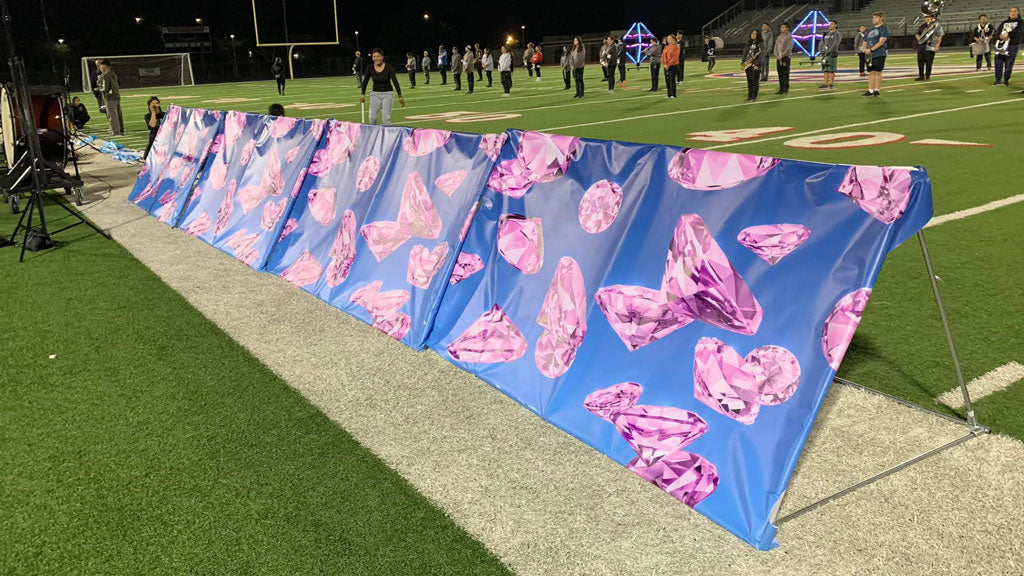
705;97;1024;150
539;71;989;131
925;193;1024;228
924;89;942;93
938;362;1024;408
967;89;984;93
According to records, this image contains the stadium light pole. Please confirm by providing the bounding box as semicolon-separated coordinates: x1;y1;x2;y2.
355;30;360;53
521;24;526;44
230;34;238;78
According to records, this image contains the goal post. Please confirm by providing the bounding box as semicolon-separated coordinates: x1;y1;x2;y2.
81;53;195;93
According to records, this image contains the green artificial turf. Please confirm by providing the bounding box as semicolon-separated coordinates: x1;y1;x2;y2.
0;202;511;574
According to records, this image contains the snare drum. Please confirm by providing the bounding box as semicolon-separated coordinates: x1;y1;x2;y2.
0;84;69;170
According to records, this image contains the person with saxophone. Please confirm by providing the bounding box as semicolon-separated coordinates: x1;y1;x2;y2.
742;29;762;102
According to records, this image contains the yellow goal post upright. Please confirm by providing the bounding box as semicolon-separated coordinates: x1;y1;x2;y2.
251;0;340;80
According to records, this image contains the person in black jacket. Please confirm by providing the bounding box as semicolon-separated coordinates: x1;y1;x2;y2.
90;60;106;113
359;49;404;125
742;30;762;102
143;96;164;159
992;7;1023;86
352;51;364;85
272;57;286;95
973;15;993;70
604;36;618;92
67;97;90;130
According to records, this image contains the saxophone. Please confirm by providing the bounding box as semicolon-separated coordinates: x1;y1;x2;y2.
742;46;759;70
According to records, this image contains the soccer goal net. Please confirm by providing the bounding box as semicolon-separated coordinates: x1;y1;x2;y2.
81;53;195;93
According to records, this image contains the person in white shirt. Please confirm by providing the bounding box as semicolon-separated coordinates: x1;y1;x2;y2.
498;44;513;96
482;48;494;87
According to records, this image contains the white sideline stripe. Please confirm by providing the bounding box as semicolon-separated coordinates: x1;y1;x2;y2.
887;89;904;92
705;97;1024;150
925;193;1024;228
967;89;984;92
539;71;989;131
923;89;942;93
938;362;1024;408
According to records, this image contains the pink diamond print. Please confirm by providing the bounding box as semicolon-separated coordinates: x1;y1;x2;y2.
278;217;299;241
311;118;327;140
372;313;411;341
261;198;288;231
308;148;333;177
157;199;177;223
837;166;914;224
822;287;872;370
403;128;453;156
285;146;300;163
280;250;323;287
534;330;578;378
185;212;212;237
350;281;411;320
518;131;580;184
746;345;802;406
447;304;528;363
356;156;381;193
583;382;643;420
397;173;443;239
307;187;337;226
206;161;227;190
627;451;719;508
166;156;185;178
594;285;692;351
612;405;709;465
662;214;763;335
134;182;156;204
158;186;176;207
407;242;450;289
435;170;468;196
449;252;485;285
269;115;299;138
693;337;762;425
214;180;237;235
479;132;508;160
209;133;224;155
360;221;412;262
325;121;361;165
536;257;587;347
459;202;478;243
498;214;544;274
668;149;779;191
174;123;185;144
178;164;196;189
225;230;261;267
737;224;811;265
578;180;623;234
325;210;357;288
291;168;307;199
486;157;533;198
240;140;255;166
225;110;246;144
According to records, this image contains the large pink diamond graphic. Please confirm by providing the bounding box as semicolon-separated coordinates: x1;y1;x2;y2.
225;230;260;268
307;187;337;226
356;156;381;193
583;382;643;420
628;451;719;508
486;157;533;198
278;218;299;241
185;212;212;237
360;221;412;262
350;281;410;320
407;242;450;289
612;405;708;465
261;198;288;231
397;173;443;239
214;180;237;235
226;110;246;145
325;210;357;288
662;214;763;335
285;146;300;164
746;345;802;406
269;115;299;138
536;257;587;347
837;166;913;224
594;285;692;351
737;224;811;265
325;121;361;165
208;162;228;191
534;330;578;379
447;304;528;364
449;252;485;285
668;149;779;191
497;214;544;274
403;128;453;156
239;140;256;166
280;250;323;287
372;313;411;341
822;287;872;370
435;170;468;196
518;131;580;184
578;180;623;234
479;132;508;160
693;337;762;425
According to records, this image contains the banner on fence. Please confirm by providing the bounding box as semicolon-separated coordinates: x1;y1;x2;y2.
425;129;933;549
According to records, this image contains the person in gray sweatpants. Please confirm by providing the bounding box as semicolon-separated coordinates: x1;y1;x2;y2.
644;39;662;91
98;60;124;136
760;23;774;82
359;49;404;125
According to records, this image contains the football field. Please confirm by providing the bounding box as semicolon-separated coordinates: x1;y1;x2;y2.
1;50;1021;574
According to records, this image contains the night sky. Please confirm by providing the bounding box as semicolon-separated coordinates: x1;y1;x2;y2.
2;0;728;83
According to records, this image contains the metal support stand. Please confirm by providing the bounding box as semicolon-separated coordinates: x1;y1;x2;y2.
776;230;988;526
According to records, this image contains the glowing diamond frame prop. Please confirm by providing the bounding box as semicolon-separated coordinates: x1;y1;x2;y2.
792;10;830;60
623;22;657;65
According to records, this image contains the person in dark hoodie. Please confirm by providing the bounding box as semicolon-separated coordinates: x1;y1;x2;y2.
272;57;286;95
463;45;476;94
645;38;662;91
603;36;618;92
570;36;586;99
992;6;1023;86
451;46;463;91
742;30;762;102
438;44;448;84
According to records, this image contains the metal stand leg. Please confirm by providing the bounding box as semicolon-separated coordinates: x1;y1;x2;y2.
774;230;988;526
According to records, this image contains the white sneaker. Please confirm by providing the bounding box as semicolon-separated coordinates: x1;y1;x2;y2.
535;77;541;82
502;93;510;97
607;90;614;94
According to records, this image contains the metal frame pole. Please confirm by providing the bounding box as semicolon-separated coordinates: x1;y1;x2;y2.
917;230;978;429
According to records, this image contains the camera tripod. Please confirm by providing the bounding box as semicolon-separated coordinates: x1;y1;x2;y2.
0;0;109;260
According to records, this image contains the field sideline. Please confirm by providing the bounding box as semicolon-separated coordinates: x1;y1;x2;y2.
1;50;1019;573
